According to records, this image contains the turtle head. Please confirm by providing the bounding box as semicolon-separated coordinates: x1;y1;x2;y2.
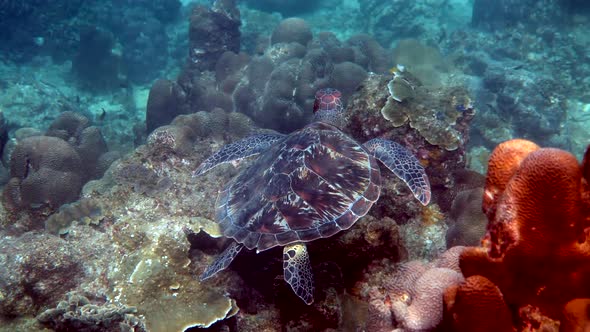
312;88;345;128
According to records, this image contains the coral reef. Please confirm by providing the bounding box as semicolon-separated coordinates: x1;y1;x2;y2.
346;74;475;216
380;69;473;151
114;162;172;197
468;67;567;149
0;71;477;331
3;1;590;329
148;16;390;133
145;79;184;134
441;3;589;157
0;74;83;136
443;275;514;332
5;135;84;210
118;10;170;84
37;292;147;332
358;246;465;331
0;6;484;321
0;232;87;317
446;139;590;329
445;187;487;247
3;112;111;214
46;111;109;178
391;267;464;331
188;0;241;72
270;18;313;46
44;198;102;235
0;112;253;331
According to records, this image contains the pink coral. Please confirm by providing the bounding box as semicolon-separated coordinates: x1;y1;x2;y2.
434;245;465;273
391;267;464;331
360;247;466;331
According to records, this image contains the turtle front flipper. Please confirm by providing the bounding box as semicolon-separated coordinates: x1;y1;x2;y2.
283;243;314;305
193;133;284;176
200;242;243;281
364;138;431;205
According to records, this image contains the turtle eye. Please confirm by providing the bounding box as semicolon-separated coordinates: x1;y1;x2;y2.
313;97;321;113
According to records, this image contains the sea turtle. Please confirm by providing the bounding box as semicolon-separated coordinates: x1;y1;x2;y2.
194;88;431;304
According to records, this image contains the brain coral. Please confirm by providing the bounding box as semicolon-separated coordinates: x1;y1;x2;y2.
6;136;84;209
391;267;464;331
446;188;487;247
160;17;394;134
146;79;184;133
270;18;313;46
458;139;590;324
443;275;514;332
362;247;467;331
45;111;109;179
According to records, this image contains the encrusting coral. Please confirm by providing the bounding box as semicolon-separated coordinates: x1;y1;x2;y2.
37;292;147;332
380;72;472;151
44;198;102;235
445;138;590;330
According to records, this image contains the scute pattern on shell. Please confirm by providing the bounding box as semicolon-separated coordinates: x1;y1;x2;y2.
215;122;381;251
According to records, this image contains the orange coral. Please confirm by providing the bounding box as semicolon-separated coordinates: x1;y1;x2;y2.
443;275;514;332
561;299;590;332
482;138;539;221
456;139;590;323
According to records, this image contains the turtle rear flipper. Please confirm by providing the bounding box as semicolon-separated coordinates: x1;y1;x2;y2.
364;138;431;205
283;243;314;305
200;242;243;281
193;133;284;176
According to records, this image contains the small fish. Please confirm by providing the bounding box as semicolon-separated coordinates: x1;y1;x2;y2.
33;36;44;46
389;64;406;75
455;103;474;113
98;108;107;121
119;80;131;89
437;29;447;44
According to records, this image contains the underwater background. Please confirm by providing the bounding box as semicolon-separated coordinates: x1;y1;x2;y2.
0;0;589;331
